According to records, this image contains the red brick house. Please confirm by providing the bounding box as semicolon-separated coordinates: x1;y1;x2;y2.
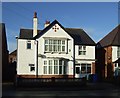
9;49;17;63
96;25;120;80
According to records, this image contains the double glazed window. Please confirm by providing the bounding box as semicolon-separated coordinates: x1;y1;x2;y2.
44;39;65;52
117;46;120;58
78;45;86;55
43;59;67;75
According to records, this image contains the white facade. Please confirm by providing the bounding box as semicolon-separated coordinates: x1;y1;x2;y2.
75;45;95;78
17;20;95;78
37;23;74;76
112;46;120;76
17;39;36;75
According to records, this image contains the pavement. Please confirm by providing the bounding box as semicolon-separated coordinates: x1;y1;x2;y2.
2;82;120;97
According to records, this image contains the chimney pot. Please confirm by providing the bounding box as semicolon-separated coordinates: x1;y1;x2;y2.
34;12;37;18
44;20;50;28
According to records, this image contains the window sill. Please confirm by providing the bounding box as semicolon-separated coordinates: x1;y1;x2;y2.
44;52;67;54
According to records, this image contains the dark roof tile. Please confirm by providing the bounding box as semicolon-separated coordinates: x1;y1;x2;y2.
19;28;41;39
19;20;95;45
98;25;120;47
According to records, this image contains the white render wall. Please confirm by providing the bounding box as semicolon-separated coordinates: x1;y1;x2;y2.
112;46;118;62
37;23;74;75
75;45;95;60
17;39;36;75
112;46;118;73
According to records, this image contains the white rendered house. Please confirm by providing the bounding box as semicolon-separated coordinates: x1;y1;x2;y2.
17;12;96;79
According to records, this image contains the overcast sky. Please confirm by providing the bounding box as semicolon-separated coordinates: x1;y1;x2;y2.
2;2;119;53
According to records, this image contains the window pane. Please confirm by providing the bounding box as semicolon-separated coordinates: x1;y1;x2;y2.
79;46;82;50
117;47;120;58
49;45;52;51
76;67;80;74
83;51;86;55
44;61;47;65
49;60;52;65
31;66;35;71
63;66;66;74
53;40;57;44
43;66;47;74
81;64;86;74
87;67;91;73
54;66;58;74
45;45;48;51
62;46;65;52
49;40;52;44
83;46;86;50
62;40;65;45
58;40;61;44
79;51;82;55
49;66;52;74
59;66;62;74
87;64;91;73
59;60;62;65
58;45;61;51
54;60;58;65
27;43;31;49
53;45;57;52
118;47;120;51
45;40;48;44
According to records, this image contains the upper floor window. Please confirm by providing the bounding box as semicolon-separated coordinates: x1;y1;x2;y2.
44;39;66;53
117;46;120;58
78;45;86;55
27;41;31;49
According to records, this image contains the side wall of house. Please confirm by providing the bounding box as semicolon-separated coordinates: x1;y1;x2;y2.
17;39;36;76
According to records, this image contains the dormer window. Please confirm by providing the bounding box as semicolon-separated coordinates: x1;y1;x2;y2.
27;41;31;49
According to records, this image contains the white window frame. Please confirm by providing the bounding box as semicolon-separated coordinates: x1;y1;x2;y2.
78;45;86;55
75;63;91;74
44;39;66;53
43;59;67;75
117;46;120;58
27;41;31;49
29;64;35;72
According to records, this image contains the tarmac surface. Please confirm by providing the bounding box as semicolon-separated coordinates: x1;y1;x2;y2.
2;82;120;97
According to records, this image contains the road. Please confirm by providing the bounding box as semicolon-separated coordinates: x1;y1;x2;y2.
2;82;120;97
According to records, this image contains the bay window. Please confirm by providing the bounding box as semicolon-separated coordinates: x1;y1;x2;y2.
43;59;67;75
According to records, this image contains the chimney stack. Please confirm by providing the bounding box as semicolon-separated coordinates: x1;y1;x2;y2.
44;20;50;28
33;12;38;37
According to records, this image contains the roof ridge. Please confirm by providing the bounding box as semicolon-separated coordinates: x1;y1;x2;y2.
110;27;119;45
20;28;41;30
65;27;83;30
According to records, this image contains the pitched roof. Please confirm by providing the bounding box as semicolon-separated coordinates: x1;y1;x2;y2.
19;20;95;45
19;28;41;39
65;28;95;45
98;25;120;47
